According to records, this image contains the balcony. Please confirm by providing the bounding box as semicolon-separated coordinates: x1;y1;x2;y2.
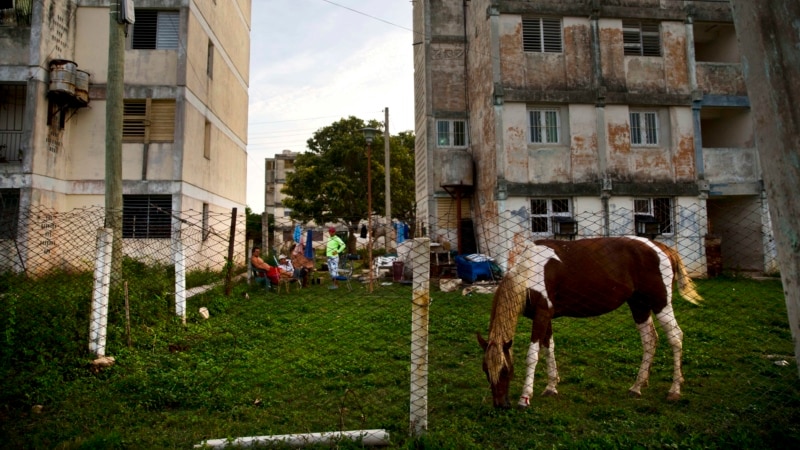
0;0;32;26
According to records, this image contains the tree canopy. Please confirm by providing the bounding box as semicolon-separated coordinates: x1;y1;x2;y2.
281;116;415;234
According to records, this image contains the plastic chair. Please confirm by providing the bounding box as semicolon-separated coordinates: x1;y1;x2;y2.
332;254;354;291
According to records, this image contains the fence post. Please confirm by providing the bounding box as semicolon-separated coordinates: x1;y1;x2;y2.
224;207;237;296
409;237;431;436
89;228;112;357
174;231;186;324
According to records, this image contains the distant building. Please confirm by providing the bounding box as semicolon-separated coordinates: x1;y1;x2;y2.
265;150;300;246
413;0;774;275
1;0;252;273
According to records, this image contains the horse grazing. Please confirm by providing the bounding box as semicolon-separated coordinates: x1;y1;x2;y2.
477;236;702;409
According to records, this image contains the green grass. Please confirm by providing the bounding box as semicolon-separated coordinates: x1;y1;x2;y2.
1;270;798;448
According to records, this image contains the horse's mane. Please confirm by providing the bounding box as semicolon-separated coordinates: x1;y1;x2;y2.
484;263;529;384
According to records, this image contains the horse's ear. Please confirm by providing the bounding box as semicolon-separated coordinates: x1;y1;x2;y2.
477;332;488;350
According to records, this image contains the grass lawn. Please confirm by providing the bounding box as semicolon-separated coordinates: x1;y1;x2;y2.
1;270;799;448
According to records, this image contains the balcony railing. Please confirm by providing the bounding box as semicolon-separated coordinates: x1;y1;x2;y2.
0;132;23;163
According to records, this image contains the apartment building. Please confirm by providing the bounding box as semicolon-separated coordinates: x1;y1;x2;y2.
413;0;773;275
1;0;251;273
265;149;300;246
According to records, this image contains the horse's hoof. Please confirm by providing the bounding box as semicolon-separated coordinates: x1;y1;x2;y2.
628;389;642;398
666;392;681;401
541;389;558;397
517;396;530;408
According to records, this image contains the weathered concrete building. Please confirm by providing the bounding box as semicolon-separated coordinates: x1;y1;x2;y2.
265;149;299;247
413;0;773;275
1;0;251;273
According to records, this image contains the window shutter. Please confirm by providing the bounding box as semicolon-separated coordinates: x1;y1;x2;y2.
149;100;175;142
641;23;661;56
437;197;471;229
541;19;562;53
132;10;157;49
522;19;542;52
156;11;180;49
123;101;147;142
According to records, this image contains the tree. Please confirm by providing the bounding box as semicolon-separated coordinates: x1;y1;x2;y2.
282;116;416;248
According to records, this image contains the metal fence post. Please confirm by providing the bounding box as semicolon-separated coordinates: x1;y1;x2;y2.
409;237;431;436
89;228;112;357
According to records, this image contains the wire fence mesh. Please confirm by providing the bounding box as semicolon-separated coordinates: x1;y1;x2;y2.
0;199;797;446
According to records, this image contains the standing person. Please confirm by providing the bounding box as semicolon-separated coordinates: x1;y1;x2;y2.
326;227;346;290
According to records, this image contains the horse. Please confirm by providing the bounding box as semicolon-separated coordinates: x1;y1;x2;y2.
477;236;702;409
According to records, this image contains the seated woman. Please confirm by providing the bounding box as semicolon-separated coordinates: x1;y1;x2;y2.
288;243;315;286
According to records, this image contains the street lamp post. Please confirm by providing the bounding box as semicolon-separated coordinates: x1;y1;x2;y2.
361;127;377;293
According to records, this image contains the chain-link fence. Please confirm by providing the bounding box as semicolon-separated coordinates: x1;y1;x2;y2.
1;199;797;446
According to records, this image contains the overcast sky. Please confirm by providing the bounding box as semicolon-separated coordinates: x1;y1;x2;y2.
246;0;415;213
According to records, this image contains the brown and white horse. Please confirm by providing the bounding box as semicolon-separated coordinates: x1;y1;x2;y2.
477;236;702;409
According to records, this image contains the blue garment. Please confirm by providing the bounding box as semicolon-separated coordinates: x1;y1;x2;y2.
293;225;302;243
304;229;314;259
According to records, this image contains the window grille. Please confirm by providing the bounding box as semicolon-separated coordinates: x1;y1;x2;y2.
122;195;172;238
436;120;468;148
531;198;572;235
623;20;661;56
522;18;563;53
635;197;673;235
630;111;659;145
0;188;20;239
529;109;561;144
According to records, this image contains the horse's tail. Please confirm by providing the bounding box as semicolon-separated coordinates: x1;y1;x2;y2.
654;242;702;305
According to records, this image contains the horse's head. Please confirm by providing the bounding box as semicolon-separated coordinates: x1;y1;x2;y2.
477;333;514;409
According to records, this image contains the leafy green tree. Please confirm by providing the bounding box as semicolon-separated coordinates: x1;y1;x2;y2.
282;116;415;245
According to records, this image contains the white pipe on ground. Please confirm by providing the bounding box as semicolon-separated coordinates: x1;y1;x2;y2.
195;429;390;448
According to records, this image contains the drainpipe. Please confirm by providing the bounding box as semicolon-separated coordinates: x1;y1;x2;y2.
591;11;611;236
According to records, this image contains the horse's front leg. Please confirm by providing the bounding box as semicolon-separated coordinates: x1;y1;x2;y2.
542;336;559;396
518;340;540;408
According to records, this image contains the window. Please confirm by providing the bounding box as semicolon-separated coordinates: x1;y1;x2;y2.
630;111;659;145
529;108;561;144
0;188;20;239
123;99;175;143
122;195;172;238
132;10;180;50
635;197;673;235
522;18;562;53
207;41;214;78
436;119;467;148
203;120;211;159
623;20;661;56
531;198;572;234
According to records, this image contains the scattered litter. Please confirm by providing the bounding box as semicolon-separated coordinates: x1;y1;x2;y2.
381;282;393;286
199;307;210;319
774;360;790;367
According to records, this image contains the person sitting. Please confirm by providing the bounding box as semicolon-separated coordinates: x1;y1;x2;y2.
278;254;307;283
251;248;279;286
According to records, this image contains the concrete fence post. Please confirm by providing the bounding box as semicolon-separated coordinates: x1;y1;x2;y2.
409;237;431;436
89;228;112;357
